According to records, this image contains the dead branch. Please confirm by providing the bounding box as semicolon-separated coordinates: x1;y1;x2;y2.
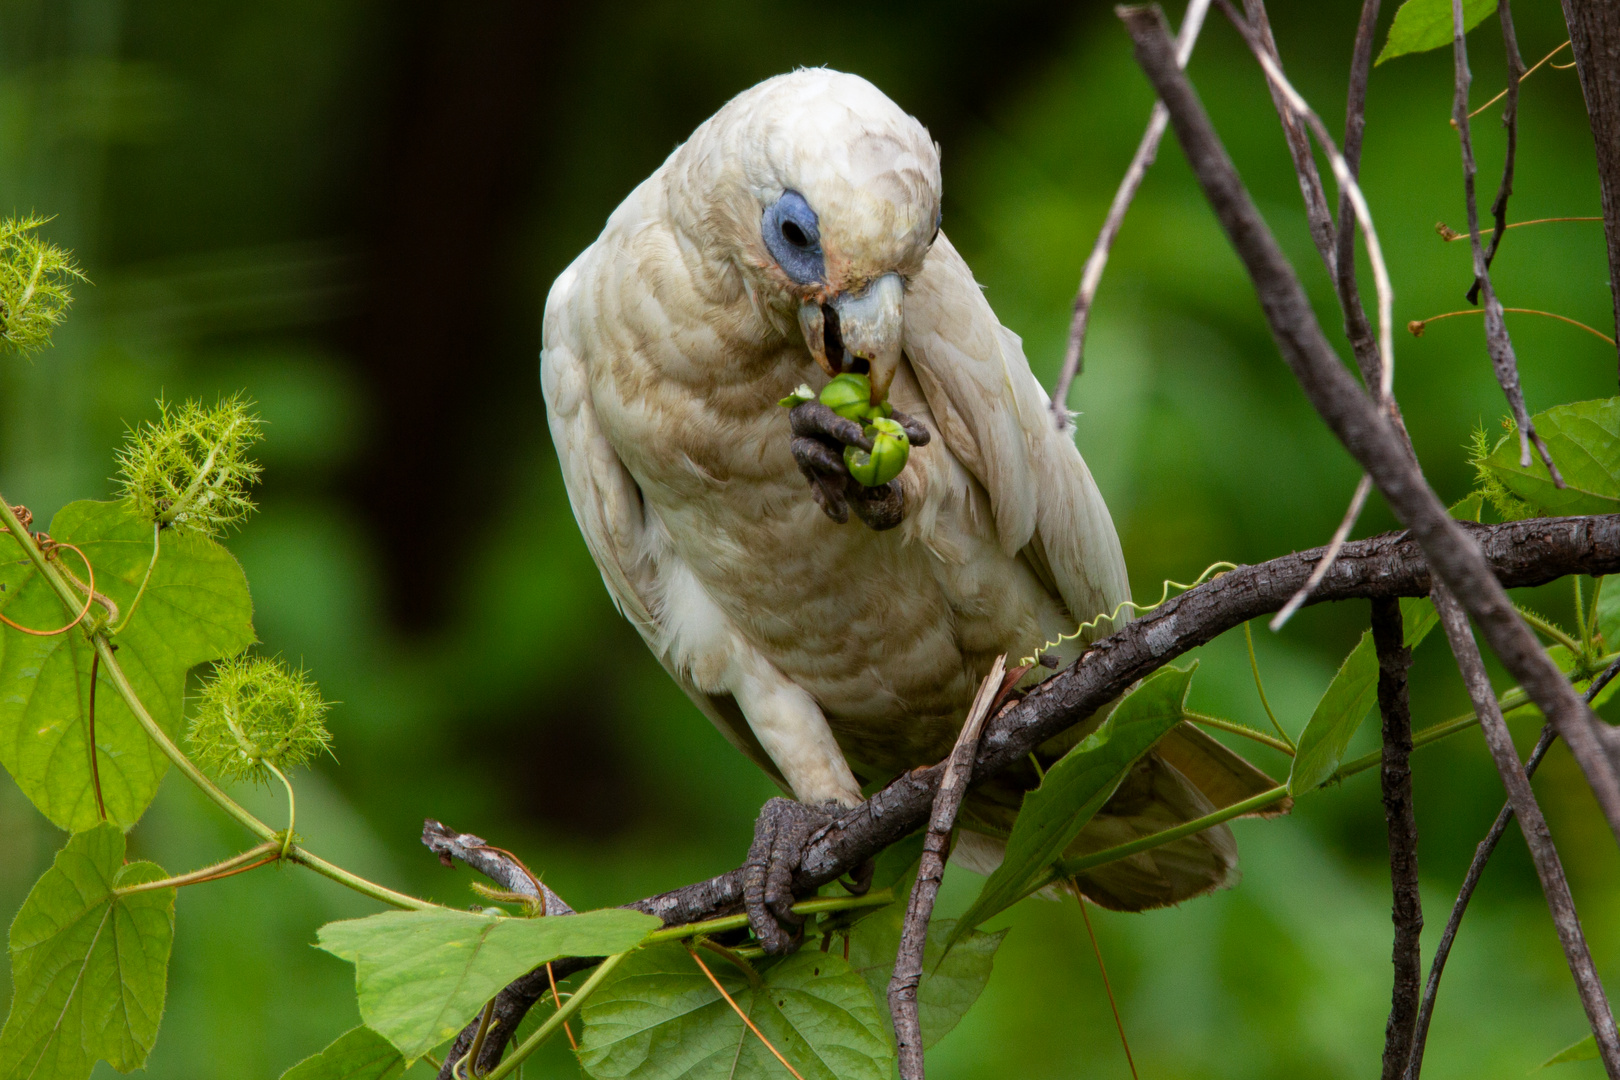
1371;598;1421;1080
1118;4;1620;1067
1050;0;1210;424
890;656;1003;1079
431;513;1620;1074
1450;0;1560;482
1556;0;1620;378
1406;653;1620;1079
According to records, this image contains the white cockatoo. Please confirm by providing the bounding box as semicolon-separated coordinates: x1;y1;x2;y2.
543;69;1274;949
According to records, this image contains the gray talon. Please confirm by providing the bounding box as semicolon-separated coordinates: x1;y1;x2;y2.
744;797;838;955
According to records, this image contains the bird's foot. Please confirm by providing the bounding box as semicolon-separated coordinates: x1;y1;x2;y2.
787;400;930;532
744;797;841;954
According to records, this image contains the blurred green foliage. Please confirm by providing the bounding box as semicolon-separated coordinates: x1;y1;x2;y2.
0;0;1616;1077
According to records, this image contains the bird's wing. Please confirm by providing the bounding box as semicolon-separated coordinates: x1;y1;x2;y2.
903;233;1129;631
907;234;1279;843
542;261;787;790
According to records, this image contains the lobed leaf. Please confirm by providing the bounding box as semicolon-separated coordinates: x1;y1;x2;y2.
578;944;892;1080
1376;0;1496;64
280;1026;407;1080
0;823;175;1080
1476;398;1620;519
0;499;254;831
316;907;659;1063
1288;632;1380;794
948;663;1194;943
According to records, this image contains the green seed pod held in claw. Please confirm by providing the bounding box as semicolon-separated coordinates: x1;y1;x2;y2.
844;417;910;487
820;372;876;420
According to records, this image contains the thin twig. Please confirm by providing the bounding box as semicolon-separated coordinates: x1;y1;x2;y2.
1427;589;1619;1074
685;944;808;1080
1119;6;1620;1067
1466;40;1570;120
423;820;575;916
1070;882;1139;1080
1243;0;1339;277
1450;0;1562;485
1218;2;1396;625
1371;597;1422;1080
1409;306;1616;346
1466;0;1526;303
1272;473;1373;630
1050;0;1211;424
1406;652;1620;1079
1437;216;1602;240
1557;0;1620;380
1336;0;1385;391
890;654;1004;1079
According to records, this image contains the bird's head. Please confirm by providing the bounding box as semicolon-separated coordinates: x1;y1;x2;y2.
671;69;941;404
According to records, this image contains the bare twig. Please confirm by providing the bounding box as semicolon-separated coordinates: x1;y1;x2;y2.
1371;597;1421;1080
1217;1;1396;625
1271;473;1372;630
1467;0;1525;303
890;655;1004;1078
431;512;1620;1073
1241;0;1339;277
1336;0;1385;390
423;819;575;915
1556;0;1620;378
1467;40;1570;120
1407;652;1620;1079
1050;0;1211;424
1427;593;1619;1074
1450;0;1561;484
1118;6;1620;1066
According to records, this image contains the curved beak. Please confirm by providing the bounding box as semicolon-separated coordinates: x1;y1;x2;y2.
797;273;904;404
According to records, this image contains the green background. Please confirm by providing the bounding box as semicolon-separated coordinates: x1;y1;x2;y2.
1;1;1615;1076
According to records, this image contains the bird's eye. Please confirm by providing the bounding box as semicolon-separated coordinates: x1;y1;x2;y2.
763;190;824;284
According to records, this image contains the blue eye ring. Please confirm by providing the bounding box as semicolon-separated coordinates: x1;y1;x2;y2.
763;190;825;285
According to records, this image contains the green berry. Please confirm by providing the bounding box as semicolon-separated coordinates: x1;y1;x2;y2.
843;421;911;487
820;373;875;420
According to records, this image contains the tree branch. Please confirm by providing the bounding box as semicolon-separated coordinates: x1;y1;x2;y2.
1451;0;1560;482
1407;652;1620;1079
1557;0;1620;379
890;656;1003;1079
1050;0;1211;423
1117;5;1620;1066
1372;597;1422;1080
1118;0;1620;853
1467;0;1524;303
430;513;1620;1075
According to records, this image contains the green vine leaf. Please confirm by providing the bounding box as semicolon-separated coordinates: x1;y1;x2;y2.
316;907;659;1064
0;499;255;831
1376;0;1496;64
0;823;175;1080
280;1026;406;1080
948;663;1194;943
1473;398;1620;520
1289;633;1380;795
578;943;893;1080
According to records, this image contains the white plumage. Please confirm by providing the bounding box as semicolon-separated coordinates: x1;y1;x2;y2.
543;69;1274;910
